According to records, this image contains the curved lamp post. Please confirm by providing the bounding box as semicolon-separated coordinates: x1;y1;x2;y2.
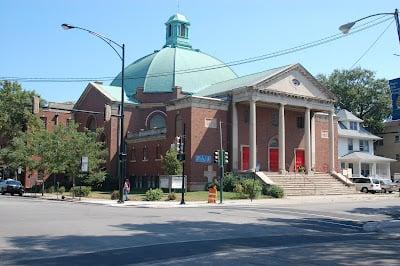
339;9;400;48
61;23;126;203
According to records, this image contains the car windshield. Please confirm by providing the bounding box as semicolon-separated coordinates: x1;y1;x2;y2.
381;180;392;185
6;180;21;185
371;179;380;184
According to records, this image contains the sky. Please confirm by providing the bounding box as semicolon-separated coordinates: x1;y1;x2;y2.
1;0;399;102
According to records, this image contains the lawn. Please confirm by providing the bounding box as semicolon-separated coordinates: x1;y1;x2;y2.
87;190;255;201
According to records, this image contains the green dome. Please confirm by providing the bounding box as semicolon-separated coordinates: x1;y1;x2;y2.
110;13;237;97
111;47;237;96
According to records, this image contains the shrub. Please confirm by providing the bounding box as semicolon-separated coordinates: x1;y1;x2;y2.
145;188;163;201
70;186;91;197
58;186;65;195
46;186;55;194
223;172;240;192
264;185;284;198
111;190;120;200
167;192;176;201
241;178;262;199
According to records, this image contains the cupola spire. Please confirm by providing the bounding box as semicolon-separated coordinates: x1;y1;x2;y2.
164;13;191;48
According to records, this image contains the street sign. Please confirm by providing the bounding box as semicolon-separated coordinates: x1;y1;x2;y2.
81;156;88;173
195;155;212;164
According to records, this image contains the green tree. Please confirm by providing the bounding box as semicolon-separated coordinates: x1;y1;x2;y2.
317;68;391;134
161;147;182;175
0;81;41;142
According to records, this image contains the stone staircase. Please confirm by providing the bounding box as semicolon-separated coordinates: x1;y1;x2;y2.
263;172;357;196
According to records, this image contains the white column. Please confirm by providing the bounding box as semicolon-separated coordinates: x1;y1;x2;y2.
328;110;335;173
386;163;391;179
372;163;376;177
279;103;286;173
358;161;362;177
305;108;311;174
232;102;239;171
249;100;257;172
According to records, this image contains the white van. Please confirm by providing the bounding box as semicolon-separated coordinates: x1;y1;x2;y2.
351;177;381;193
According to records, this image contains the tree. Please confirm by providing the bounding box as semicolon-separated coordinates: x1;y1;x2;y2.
0;122;107;188
317;68;391;134
161;148;182;175
0;81;41;142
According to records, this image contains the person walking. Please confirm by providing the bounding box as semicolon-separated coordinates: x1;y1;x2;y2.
123;178;130;201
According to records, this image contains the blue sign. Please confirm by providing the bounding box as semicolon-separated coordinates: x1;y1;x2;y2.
389;78;400;120
195;155;212;164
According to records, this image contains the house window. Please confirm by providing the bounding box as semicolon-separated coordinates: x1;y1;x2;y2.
40;117;48;128
297;116;304;129
361;163;370;177
359;140;369;152
54;115;59;126
205;118;217;128
130;147;136;162
348;139;353;151
396;154;400;161
271;112;278;127
341;163;346;169
155;144;161;160
348;163;353;172
143;146;148;161
350;121;358;130
395;135;400;143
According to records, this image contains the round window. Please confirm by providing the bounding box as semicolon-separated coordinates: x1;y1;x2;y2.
292;78;300;86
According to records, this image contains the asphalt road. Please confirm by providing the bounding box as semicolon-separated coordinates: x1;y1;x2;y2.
0;195;399;265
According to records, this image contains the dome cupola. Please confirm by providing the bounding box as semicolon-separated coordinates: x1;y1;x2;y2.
164;13;191;48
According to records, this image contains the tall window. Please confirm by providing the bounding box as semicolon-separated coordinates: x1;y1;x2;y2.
143;146;148;161
297;116;304;129
175;114;183;136
271;112;278;127
130;147;136;162
54;114;59;126
348;139;353;151
350;121;358;130
244;110;249;124
155;144;161;160
359;140;369;152
168;24;172;37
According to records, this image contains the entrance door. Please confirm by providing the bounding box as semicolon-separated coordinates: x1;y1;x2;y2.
242;146;249;171
269;148;279;172
295;149;305;171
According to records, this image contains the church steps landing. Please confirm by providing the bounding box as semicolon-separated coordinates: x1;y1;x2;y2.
261;172;356;196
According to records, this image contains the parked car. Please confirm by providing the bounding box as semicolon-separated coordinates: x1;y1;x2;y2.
393;180;400;192
378;179;396;193
0;179;24;196
351;177;381;193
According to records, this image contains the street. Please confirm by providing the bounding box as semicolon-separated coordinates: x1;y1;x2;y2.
0;195;399;265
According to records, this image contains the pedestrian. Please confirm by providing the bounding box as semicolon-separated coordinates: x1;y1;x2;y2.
123;178;130;201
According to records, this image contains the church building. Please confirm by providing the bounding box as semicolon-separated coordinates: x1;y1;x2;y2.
74;14;346;192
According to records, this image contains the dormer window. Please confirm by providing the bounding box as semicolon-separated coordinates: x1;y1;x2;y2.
180;24;186;37
349;121;358;130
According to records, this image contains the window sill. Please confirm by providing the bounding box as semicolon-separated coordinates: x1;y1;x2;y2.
155;159;162;161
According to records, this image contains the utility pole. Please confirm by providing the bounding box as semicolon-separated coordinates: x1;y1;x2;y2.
219;121;224;204
179;124;186;205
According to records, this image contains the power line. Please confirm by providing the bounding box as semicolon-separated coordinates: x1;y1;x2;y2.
350;20;394;69
1;16;393;83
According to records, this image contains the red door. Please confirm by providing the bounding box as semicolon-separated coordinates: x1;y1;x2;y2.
242;147;249;170
295;149;305;171
269;148;279;172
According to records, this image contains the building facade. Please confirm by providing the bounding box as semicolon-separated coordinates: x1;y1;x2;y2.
74;13;342;191
337;109;394;179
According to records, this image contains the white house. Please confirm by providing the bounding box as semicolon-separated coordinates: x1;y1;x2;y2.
337;109;395;179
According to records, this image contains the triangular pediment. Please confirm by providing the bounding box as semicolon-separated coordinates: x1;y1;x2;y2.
254;64;336;101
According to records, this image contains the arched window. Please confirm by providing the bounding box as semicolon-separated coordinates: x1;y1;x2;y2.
175;114;183;136
149;114;166;129
130;146;136;162
86;116;97;132
269;138;279;148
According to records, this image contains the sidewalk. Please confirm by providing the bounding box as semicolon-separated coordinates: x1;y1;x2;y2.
23;191;399;208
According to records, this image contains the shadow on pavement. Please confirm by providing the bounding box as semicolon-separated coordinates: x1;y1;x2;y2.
2;215;399;265
348;205;400;220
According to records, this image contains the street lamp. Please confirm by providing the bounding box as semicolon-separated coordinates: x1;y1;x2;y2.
61;23;127;203
339;9;400;48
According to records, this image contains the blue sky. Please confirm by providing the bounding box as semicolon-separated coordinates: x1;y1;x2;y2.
1;0;399;102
